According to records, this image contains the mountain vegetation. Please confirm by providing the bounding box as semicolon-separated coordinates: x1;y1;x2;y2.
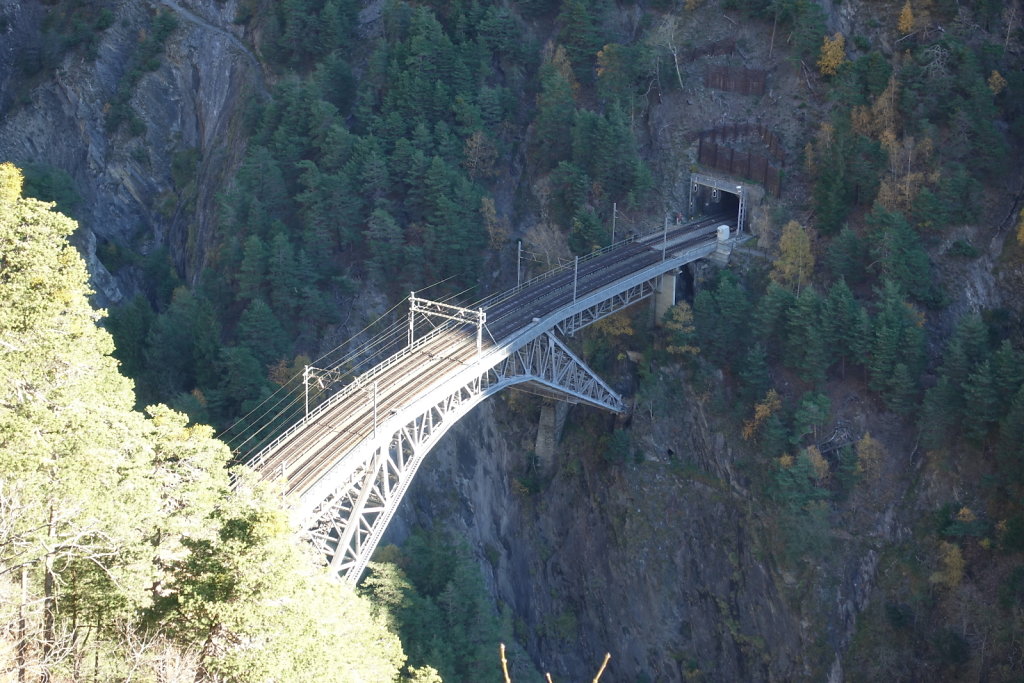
0;164;404;681
3;0;1024;679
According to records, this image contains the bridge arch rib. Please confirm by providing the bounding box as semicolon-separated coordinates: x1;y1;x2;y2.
243;217;735;583
302;330;623;582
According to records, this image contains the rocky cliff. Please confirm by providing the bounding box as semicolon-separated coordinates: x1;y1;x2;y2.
0;0;263;305
4;1;1024;680
391;375;811;680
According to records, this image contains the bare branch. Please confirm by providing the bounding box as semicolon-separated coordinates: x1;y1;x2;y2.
499;643;511;683
593;653;612;682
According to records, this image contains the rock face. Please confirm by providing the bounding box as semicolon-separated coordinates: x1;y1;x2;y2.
0;0;264;305
393;380;805;681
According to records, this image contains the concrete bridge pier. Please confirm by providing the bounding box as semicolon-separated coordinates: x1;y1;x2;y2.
653;270;678;326
534;399;569;474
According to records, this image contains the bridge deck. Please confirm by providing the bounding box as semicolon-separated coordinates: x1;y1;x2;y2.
249;217;729;502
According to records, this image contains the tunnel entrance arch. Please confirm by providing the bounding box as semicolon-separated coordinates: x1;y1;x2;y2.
689;173;747;233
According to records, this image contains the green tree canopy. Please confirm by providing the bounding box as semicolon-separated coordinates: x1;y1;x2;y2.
0;171;405;681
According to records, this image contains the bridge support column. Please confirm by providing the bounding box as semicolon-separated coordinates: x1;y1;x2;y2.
534;399;568;475
653;271;677;326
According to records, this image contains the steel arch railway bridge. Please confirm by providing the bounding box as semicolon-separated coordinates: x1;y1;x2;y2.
235;212;740;584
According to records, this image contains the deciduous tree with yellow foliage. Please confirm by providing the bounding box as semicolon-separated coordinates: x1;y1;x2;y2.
817;33;846;76
898;1;914;34
771;220;815;294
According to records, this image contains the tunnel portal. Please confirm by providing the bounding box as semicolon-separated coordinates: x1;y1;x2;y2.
688;172;746;233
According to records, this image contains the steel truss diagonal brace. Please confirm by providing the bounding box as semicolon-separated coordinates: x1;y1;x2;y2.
496;332;625;412
556;278;658;337
302;332;623;584
304;372;500;584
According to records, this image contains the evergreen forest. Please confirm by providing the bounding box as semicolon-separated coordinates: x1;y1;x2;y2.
3;0;1024;679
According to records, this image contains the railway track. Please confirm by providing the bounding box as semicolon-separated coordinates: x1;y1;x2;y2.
248;216;728;501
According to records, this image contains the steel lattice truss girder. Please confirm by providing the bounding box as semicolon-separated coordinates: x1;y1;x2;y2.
555;278;659;337
258;231;726;585
303;332;623;583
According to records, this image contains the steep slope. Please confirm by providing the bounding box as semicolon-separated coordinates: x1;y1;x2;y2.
4;0;1024;680
0;0;262;304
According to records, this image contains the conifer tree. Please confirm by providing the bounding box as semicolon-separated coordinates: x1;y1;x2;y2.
785;287;829;384
237;298;289;368
886;362;918;416
898;1;914;34
533;62;576;168
106;294;156;379
268;232;299;322
963;359;998;443
664;302;700;357
827;226;867;284
755;281;796;360
998;386;1024;483
739;343;772;404
556;0;603;80
237;233;268;302
143;287;220;401
366;207;405;283
850;305;875;371
868;280;924;408
817;33;847;76
992;340;1024;408
821;279;861;373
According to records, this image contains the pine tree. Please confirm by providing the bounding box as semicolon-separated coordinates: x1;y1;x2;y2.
739;342;772;404
792;392;831;445
761;412;790;459
716;273;753;348
992;340;1024;410
821;279;860;373
556;0;602;81
533;62;576;168
237;233;268;302
886;362;918;415
569;207;605;254
944;315;990;387
850;305;875;371
106;295;156;379
237;298;289;368
755;281;796;360
365;207;405;283
963;359;998;443
143;287;220;401
3;172;405;680
868;205;941;307
692;290;722;363
868;280;924;398
998;386;1024;484
268;232;299;322
827;226;867;284
359;148;391;204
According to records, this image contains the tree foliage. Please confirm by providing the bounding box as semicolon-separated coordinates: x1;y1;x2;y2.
0;175;405;681
818;33;847;76
771;220;815;293
898;1;914;34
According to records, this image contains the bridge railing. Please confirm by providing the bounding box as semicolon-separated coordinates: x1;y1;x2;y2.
479;235;640;311
243;219;718;470
243;320;471;472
